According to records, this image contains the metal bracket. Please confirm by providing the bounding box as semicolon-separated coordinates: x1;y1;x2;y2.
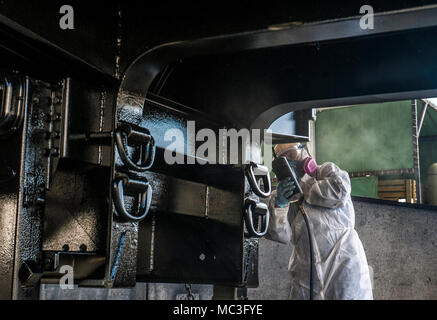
244;199;269;238
18;260;43;287
115;123;156;172
245;162;271;198
112;174;152;222
45;78;71;189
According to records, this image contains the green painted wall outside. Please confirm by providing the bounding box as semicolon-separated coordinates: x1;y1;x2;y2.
315;99;437;202
350;176;379;198
315;101;414;173
315;101;416;198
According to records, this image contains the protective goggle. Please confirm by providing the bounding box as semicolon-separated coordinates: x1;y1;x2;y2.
283;145;317;175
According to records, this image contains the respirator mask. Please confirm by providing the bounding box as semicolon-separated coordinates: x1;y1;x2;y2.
286;145;317;178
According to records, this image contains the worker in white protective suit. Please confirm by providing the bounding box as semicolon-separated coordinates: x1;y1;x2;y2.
266;143;373;300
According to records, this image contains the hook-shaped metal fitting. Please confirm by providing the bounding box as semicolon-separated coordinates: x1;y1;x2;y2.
245;162;271;198
0;75;26;136
244;199;269;238
115;123;156;172
112;175;152;222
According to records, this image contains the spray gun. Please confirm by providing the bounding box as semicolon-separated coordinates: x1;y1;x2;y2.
272;156;304;200
271;155;315;300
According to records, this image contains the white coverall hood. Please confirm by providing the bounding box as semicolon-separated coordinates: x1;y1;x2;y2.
266;162;373;300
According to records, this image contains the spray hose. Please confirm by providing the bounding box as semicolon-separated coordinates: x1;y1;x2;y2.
297;200;315;300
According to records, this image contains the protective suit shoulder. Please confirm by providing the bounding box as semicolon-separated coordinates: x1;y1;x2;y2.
265;190;292;244
300;162;351;209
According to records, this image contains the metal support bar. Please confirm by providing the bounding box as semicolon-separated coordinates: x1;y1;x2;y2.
69;131;113;144
411;100;422;204
60;78;71;158
418;102;428;135
421;98;437;111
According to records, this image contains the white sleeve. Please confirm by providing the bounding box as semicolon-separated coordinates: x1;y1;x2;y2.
300;162;351;209
264;190;292;244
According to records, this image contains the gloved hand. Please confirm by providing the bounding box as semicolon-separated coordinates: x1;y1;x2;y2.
275;177;296;208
